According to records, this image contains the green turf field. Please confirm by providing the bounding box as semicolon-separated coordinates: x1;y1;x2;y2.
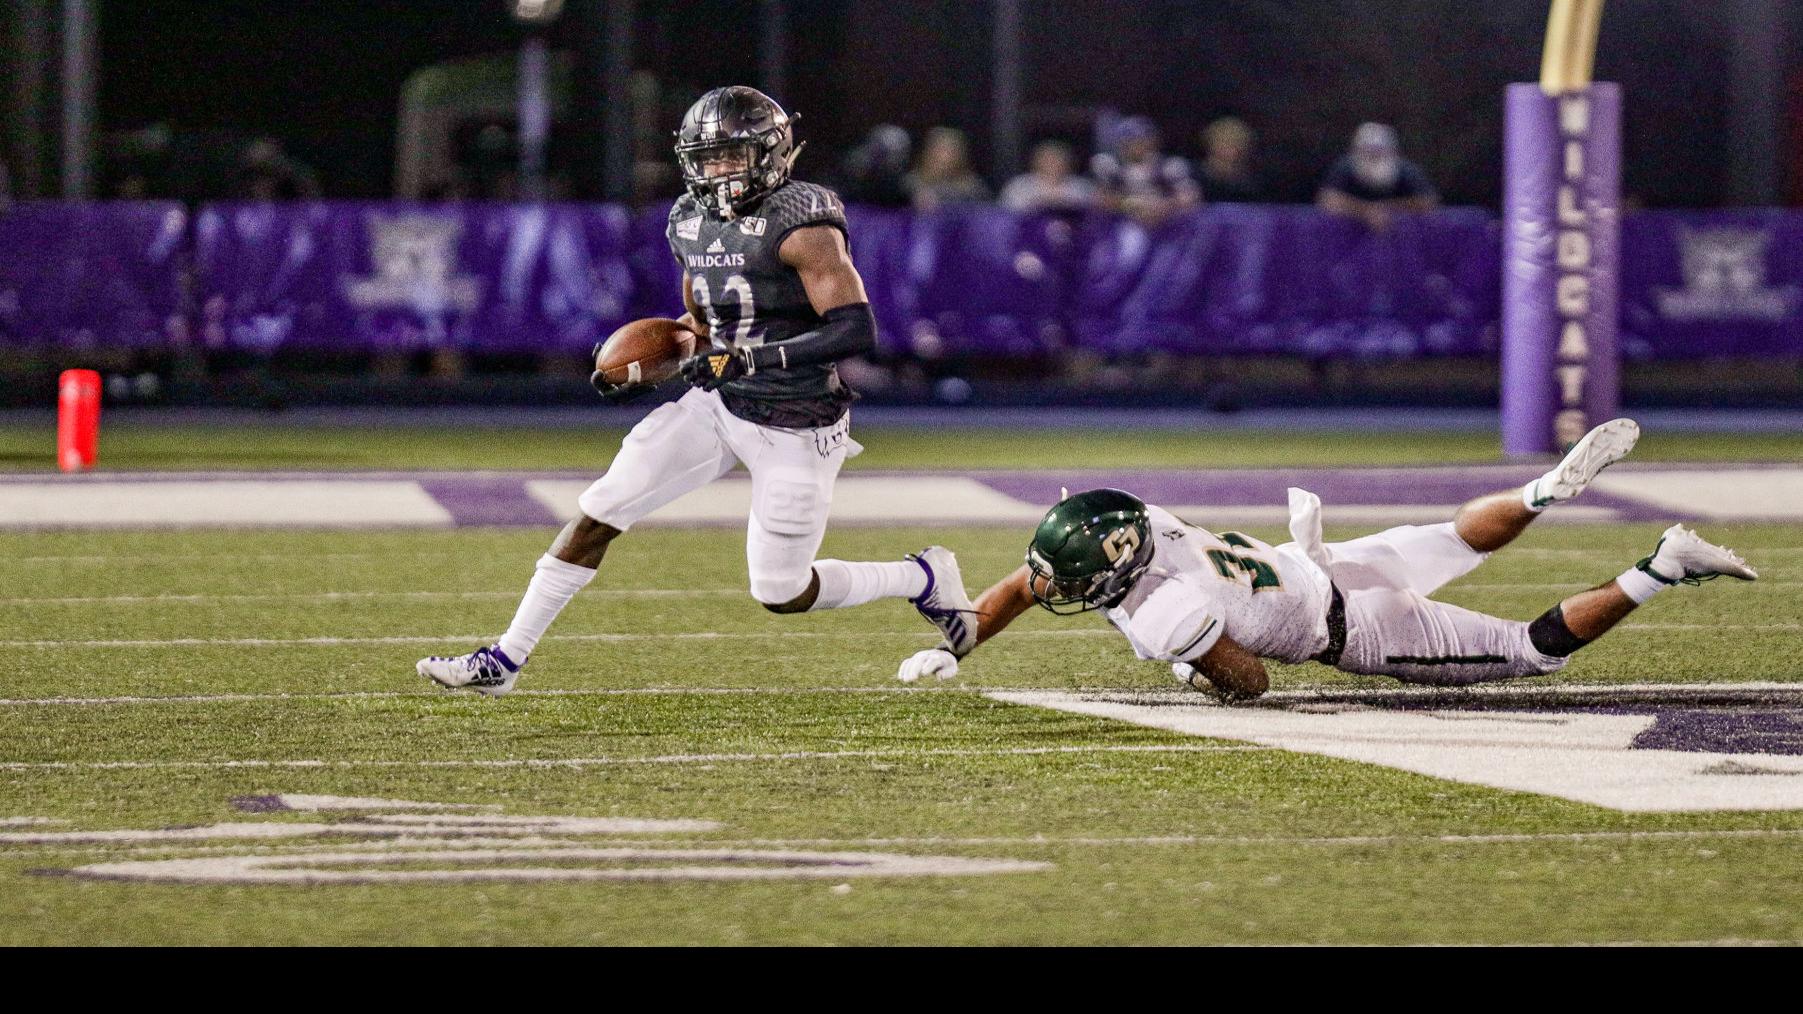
3;418;1802;470
3;522;1799;945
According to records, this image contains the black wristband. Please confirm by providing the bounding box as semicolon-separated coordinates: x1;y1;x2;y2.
746;344;785;373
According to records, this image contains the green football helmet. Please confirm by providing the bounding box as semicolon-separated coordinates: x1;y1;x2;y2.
1026;488;1155;614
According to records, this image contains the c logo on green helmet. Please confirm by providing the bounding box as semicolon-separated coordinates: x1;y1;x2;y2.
1101;526;1141;566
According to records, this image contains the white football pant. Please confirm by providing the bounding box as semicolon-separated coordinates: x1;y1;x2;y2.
1327;522;1567;685
577;388;860;605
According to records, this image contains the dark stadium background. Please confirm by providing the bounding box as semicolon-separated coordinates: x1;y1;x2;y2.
1;0;1800;412
68;0;1801;207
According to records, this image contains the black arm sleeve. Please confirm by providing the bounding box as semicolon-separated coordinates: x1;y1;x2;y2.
746;302;876;371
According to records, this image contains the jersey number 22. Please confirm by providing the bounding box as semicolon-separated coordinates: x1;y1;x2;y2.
692;274;759;347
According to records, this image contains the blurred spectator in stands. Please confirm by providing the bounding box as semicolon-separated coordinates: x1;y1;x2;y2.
1197;117;1263;203
112;173;152;199
422;168;478;202
233;139;320;200
101;124;173;199
1317;122;1437;231
838;124;912;207
0;158;11;210
1091;116;1200;228
999;140;1095;214
904;127;990;212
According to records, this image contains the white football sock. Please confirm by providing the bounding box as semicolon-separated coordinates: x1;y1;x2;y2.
1615;565;1669;605
496;554;597;662
1521;477;1549;512
810;558;928;611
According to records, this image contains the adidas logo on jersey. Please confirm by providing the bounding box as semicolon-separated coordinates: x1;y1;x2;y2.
707;238;726;253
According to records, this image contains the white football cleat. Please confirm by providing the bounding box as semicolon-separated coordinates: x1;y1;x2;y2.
417;644;524;697
1638;525;1759;584
907;545;978;658
1526;417;1640;509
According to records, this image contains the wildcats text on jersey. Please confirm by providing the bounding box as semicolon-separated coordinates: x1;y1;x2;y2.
685;252;748;269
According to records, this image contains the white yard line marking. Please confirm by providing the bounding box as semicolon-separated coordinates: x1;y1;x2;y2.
0;687;931;706
0;480;454;527
1624;623;1803;631
10;552;421;563
12;584;1792;606
1593;469;1803;521
1540;939;1802;948
0;744;1264;772
526;476;1047;526
65;848;1053;884
1506;547;1803;558
1446;581;1803;591
2;631;927;648
0;589;746;605
5;622;1796;649
714;828;1803;847
0;686;935;706
11;826;1803;855
4;576;1796;605
5;680;1798;708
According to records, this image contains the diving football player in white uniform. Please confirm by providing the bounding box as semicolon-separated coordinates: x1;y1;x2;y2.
897;419;1759;700
418;87;971;696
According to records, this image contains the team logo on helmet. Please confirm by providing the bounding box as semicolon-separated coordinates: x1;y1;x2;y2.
1026;488;1154;615
1101;526;1142;566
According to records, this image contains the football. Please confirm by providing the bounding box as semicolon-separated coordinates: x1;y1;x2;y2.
593;317;702;387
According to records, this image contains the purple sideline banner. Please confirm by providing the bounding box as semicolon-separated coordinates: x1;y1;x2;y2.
9;198;1803;363
1075;205;1500;357
0;202;188;349
1620;210;1803;359
194;202;641;353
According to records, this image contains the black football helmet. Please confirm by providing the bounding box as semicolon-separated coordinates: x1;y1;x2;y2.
674;86;798;217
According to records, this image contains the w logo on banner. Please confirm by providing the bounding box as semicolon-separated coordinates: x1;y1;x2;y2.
1657;227;1798;322
344;214;482;313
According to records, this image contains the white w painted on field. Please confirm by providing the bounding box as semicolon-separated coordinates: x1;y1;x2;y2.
11;794;1049;885
990;690;1803;813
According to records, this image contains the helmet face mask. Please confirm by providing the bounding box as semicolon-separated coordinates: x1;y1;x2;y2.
676;140;761;213
1025;489;1155;615
1027;549;1118;615
675;87;796;217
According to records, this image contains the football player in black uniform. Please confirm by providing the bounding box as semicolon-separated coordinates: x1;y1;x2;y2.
420;87;974;695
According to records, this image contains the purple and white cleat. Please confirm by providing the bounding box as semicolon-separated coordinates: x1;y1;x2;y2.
907;546;978;658
417;644;523;697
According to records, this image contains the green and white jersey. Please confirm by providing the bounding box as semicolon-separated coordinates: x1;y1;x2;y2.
1105;506;1333;664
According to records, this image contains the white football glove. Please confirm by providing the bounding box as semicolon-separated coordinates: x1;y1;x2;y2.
1172;662;1202;691
897;648;960;683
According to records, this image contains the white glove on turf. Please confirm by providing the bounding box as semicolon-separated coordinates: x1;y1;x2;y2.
897;648;960;683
